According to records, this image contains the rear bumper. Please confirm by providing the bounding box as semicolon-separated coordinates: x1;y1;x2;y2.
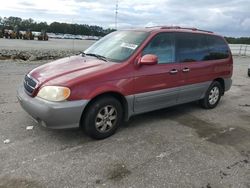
17;86;89;129
224;78;232;92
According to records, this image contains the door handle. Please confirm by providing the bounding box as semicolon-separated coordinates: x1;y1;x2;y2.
169;69;178;74
182;67;190;72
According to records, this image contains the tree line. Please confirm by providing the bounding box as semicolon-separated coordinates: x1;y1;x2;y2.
1;16;250;43
0;16;115;36
224;37;250;45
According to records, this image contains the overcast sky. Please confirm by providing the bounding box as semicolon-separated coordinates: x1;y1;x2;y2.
1;0;250;37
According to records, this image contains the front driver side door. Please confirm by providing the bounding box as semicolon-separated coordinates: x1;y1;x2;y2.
133;32;182;113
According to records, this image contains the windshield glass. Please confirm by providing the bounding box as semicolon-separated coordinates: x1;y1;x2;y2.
84;31;149;62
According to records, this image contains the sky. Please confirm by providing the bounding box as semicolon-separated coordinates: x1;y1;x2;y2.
0;0;250;37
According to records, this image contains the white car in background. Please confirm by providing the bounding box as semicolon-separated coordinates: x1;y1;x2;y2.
248;64;250;77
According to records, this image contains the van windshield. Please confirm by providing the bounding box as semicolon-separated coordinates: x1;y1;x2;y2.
84;31;149;62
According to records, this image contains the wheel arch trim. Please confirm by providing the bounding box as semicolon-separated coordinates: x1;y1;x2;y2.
80;91;133;127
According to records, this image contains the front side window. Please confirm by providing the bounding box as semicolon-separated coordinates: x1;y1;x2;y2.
176;33;210;62
142;33;175;64
84;31;149;62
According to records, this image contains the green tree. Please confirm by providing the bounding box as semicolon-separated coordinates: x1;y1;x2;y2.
3;16;22;28
20;18;35;30
1;16;116;36
225;37;250;45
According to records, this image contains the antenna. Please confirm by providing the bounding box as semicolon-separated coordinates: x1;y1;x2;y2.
115;0;118;30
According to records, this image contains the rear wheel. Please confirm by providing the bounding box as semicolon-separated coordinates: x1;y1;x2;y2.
248;69;250;77
200;81;222;109
82;96;123;139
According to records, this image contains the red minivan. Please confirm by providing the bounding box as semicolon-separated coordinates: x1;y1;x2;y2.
17;26;233;139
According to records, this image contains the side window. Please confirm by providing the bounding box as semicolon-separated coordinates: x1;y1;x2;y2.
176;33;209;62
142;33;175;64
206;35;229;60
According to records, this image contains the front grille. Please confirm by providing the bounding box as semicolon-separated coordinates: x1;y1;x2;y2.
24;75;37;95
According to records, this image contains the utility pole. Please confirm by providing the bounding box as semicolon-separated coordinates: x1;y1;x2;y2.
115;0;118;30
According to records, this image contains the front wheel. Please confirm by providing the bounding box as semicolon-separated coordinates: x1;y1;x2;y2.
82;96;123;139
200;81;223;109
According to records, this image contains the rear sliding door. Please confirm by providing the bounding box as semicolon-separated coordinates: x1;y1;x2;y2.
175;32;212;103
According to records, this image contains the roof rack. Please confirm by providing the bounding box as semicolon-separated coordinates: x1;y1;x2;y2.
146;26;213;33
179;27;213;33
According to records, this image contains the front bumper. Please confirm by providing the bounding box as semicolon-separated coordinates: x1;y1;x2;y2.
17;87;89;129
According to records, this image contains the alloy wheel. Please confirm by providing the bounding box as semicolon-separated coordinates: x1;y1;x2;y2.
95;105;117;133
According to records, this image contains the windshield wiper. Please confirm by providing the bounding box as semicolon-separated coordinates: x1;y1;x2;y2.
85;53;109;62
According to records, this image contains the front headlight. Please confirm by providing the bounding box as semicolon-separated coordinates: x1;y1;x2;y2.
37;86;71;102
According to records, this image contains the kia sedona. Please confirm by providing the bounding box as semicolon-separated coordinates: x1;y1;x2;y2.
17;26;233;139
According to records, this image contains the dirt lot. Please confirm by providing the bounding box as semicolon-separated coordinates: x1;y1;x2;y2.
0;38;94;51
0;38;95;61
0;53;250;187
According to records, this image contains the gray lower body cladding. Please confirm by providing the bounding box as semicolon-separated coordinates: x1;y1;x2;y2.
126;78;232;119
224;78;232;91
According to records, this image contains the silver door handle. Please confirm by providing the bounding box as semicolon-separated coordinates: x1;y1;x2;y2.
169;69;178;74
182;68;190;72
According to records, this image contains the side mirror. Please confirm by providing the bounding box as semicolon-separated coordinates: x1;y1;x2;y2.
138;54;158;65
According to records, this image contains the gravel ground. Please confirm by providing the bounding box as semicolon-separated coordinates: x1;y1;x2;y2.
0;38;95;61
0;49;250;187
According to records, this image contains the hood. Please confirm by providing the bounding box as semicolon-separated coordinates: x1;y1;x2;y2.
29;55;116;86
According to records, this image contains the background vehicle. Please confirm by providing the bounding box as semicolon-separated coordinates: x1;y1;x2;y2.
248;64;250;77
23;29;34;40
17;26;233;139
38;30;49;41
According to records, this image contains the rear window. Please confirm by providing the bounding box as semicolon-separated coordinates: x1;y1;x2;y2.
176;33;210;62
175;33;229;62
206;35;230;60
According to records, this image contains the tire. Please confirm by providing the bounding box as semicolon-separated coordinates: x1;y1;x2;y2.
82;96;123;139
248;69;250;77
200;81;223;109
